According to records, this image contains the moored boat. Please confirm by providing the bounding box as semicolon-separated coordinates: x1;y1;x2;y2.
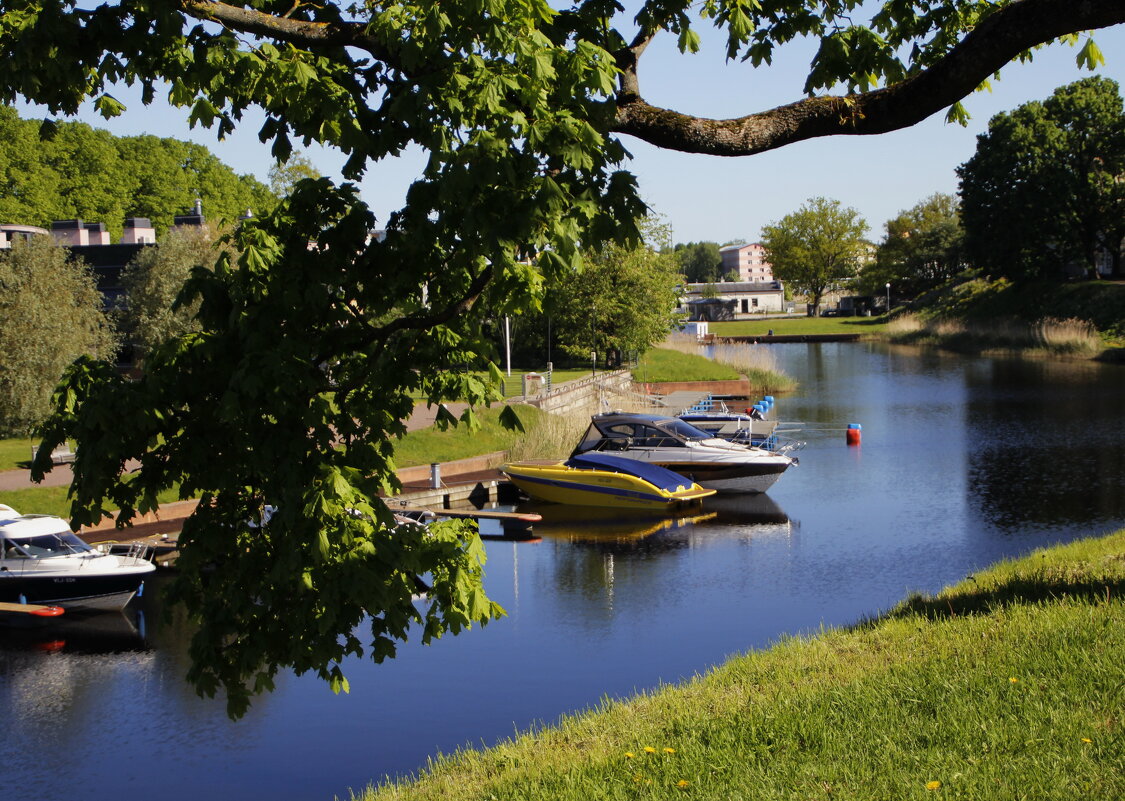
571;412;796;494
502;452;715;510
0;505;155;611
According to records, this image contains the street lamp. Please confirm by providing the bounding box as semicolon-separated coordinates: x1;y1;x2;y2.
885;282;891;314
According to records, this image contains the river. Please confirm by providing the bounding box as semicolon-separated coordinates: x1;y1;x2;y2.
2;342;1124;801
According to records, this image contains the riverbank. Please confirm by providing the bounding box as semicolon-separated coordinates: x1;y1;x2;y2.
365;529;1124;800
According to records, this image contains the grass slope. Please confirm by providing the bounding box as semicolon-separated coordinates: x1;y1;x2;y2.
633;349;742;383
364;531;1124;801
393;405;547;468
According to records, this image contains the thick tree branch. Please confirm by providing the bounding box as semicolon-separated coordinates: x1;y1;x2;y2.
612;0;1125;156
177;0;396;63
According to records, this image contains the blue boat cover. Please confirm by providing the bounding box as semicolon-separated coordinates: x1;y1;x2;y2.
565;452;688;491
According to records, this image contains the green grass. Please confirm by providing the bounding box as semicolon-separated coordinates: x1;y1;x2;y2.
393;405;548;467
0;483;185;518
710;316;889;337
633;348;742;383
362;530;1124;801
0;437;36;471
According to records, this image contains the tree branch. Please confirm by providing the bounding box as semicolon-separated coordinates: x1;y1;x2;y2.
177;0;395;62
612;0;1125;156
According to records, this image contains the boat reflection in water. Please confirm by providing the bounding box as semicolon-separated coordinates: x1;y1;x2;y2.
515;492;792;552
0;607;149;654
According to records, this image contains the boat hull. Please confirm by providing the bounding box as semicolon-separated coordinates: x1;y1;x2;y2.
503;461;714;510
0;565;153;611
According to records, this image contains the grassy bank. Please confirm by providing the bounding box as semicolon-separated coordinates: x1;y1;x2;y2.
710;316;888;337
363;530;1124;800
393;405;548;467
645;341;797;394
887;277;1125;360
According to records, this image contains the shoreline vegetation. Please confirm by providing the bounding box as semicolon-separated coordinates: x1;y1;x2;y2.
362;529;1125;801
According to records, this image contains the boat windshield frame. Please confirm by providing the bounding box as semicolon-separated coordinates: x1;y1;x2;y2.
2;530;94;559
573;414;715;454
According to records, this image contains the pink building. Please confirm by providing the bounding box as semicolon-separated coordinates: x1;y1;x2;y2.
720;242;774;282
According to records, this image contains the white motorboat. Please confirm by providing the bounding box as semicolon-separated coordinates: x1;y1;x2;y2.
0;505;155;611
571;413;796;494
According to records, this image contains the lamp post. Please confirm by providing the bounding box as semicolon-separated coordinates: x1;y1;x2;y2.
885;282;891;314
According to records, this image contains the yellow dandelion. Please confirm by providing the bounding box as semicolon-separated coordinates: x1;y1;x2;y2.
1081;738;1092;744
1009;677;1019;683
643;746;656;754
664;747;677;754
926;780;942;791
677;780;690;789
624;752;635;759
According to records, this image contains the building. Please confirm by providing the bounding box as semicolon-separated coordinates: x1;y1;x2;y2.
719;242;774;282
678;280;789;321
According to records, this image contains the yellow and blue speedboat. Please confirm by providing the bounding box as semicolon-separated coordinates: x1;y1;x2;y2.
502;452;715;510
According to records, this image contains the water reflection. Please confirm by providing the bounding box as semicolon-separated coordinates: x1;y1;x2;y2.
965;357;1125;531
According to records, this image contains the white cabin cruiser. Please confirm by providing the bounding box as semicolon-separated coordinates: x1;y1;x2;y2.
572;413;796;494
0;505;155;611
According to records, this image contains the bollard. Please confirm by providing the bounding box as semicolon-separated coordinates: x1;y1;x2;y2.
846;423;862;446
430;463;442;489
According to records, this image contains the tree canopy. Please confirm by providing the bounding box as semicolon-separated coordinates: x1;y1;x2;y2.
120;224;230;362
762;197;869;315
862;193;966;299
547;220;683;363
0;237;117;435
2;0;1122;714
672;242;723;284
0;106;275;235
958;76;1125;281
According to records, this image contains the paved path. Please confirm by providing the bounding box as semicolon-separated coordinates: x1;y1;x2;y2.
0;402;472;493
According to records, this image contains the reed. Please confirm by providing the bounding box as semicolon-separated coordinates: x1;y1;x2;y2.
886;314;1103;357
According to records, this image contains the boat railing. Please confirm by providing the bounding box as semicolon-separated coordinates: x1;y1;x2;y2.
97;541;154;564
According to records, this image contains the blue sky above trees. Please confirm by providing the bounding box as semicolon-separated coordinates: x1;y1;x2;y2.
14;24;1124;244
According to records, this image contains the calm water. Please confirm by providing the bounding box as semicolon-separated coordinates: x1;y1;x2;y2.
3;343;1124;801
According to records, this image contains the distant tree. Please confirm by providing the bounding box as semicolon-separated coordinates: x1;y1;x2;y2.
121;226;230;363
672;241;722;283
958;77;1125;281
269;152;324;198
722;268;741;282
862;194;966;299
0;106;62;224
548;219;683;362
0;237;116;434
0;108;276;237
762;198;869;316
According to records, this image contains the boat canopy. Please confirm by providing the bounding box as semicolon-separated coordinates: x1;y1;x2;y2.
572;412;713;455
564;452;690;491
1;515;94;558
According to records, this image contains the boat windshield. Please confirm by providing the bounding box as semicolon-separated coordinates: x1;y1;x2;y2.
657;418;713;441
3;531;94;558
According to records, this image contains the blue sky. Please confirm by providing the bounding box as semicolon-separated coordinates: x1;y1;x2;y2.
16;19;1125;246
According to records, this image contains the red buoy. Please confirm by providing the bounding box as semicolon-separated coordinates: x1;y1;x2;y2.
846;423;862;445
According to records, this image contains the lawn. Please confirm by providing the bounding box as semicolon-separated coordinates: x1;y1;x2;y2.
710;315;889;337
0;437;36;472
392;404;548;467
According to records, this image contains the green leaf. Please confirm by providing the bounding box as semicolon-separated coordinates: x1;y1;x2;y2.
945;101;970;127
1076;38;1105;71
498;404;525;433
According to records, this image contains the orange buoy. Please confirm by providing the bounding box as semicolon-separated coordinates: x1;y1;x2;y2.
846;423;862;445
